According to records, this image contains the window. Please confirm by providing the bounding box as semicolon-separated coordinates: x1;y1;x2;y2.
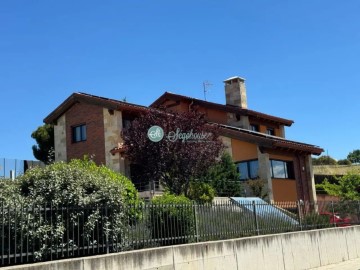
237;160;259;180
250;124;259;132
123;119;132;129
266;128;275;136
72;124;87;142
270;160;294;179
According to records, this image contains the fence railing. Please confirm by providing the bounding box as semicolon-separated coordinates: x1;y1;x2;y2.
1;200;360;267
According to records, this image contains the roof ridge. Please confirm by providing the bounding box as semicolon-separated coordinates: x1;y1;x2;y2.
150;92;294;126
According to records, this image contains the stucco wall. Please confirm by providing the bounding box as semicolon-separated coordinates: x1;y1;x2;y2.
6;226;360;270
231;139;258;161
272;179;297;202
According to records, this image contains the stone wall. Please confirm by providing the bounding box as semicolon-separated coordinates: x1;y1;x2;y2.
54;114;67;161
103;108;124;173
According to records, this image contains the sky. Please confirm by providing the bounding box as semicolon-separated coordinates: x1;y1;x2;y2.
0;1;359;161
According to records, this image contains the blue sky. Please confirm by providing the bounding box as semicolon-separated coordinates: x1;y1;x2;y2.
1;1;359;161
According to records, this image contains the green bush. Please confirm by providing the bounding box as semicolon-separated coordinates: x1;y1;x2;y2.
200;153;243;197
188;181;215;203
246;179;268;199
337;159;351;165
149;194;195;246
19;159;140;206
0;180;22;203
302;212;330;230
1;159;142;260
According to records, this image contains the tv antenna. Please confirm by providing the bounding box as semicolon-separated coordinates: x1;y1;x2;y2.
203;81;212;101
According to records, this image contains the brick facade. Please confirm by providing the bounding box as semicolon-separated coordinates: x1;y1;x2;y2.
65;102;106;165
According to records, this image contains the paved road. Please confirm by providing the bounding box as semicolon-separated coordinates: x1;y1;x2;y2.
310;258;360;270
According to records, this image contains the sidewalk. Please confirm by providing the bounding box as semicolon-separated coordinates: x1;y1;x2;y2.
310;258;360;270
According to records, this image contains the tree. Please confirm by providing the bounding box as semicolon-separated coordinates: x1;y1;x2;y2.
123;109;224;196
347;150;360;164
312;155;337;165
337;159;352;165
31;124;54;164
200;152;243;197
316;172;360;200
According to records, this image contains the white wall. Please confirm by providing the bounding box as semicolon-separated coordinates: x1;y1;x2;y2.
4;226;360;270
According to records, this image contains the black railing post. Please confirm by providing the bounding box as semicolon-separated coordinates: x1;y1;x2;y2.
297;201;303;231
252;201;260;236
193;204;199;243
330;201;336;228
105;206;109;254
358;201;360;225
1;201;4;266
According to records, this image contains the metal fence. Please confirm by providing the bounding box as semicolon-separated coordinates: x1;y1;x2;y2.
1;200;360;267
0;158;43;179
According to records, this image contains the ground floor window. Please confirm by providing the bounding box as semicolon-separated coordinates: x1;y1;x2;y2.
270;159;294;179
236;160;259;180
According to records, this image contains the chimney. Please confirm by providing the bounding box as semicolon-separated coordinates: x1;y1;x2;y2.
224;76;247;109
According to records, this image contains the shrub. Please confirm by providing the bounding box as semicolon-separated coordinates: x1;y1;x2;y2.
2;159;142;260
188;181;215;204
246;179;268;199
19;159;140;206
337;159;351;165
302;212;331;230
317;172;360;201
149;194;195;245
0;180;22;203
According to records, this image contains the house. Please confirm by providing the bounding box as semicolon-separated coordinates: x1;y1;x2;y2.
44;76;323;202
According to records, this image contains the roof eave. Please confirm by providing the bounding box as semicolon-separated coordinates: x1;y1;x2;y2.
218;125;323;155
44;92;150;124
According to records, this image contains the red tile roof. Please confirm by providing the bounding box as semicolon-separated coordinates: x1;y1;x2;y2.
150;92;294;126
218;124;323;155
44;92;150;124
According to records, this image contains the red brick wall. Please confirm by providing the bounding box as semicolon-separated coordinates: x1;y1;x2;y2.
65;102;106;165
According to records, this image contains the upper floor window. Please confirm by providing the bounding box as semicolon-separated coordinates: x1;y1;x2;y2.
250;124;259;132
123;119;132;129
72;124;87;143
237;160;259;180
266;128;275;136
270;160;294;179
